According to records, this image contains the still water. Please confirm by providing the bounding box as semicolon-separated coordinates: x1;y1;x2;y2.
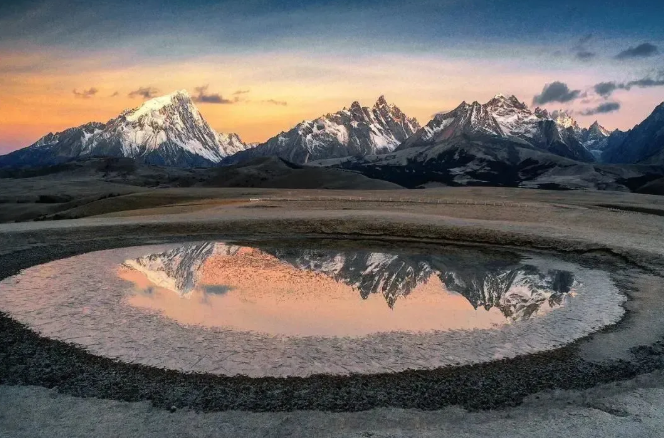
0;241;626;377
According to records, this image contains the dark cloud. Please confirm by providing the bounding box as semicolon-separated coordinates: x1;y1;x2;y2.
532;81;581;105
592;72;664;97
233;89;250;95
262;99;287;106
627;77;664;88
192;85;236;104
594;81;618;97
72;87;98;98
128;87;160;99
581;102;621;116
615;43;659;60
575;51;596;60
110;91;120;97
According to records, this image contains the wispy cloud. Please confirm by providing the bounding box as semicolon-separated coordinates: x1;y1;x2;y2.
128;86;160;99
572;34;596;60
262;99;287;106
575;51;596;60
615;43;659;60
72;87;98;98
110;91;120;97
593;72;664;97
233;89;250;95
532;81;581;105
192;85;236;104
581;102;621;115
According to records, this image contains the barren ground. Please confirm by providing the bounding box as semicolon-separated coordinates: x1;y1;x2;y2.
1;186;664;437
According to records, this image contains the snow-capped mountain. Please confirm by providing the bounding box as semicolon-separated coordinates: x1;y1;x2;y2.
577;121;612;159
399;94;596;162
0;90;249;168
123;242;575;320
225;96;420;164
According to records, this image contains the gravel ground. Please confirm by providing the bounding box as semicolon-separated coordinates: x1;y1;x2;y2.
1;191;664;436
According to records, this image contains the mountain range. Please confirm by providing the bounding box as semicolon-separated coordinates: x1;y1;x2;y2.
1;89;663;193
124;242;575;321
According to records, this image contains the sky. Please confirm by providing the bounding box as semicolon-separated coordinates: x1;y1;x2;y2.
1;0;663;153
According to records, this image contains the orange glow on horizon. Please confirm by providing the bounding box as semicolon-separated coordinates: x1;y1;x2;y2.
2;48;662;153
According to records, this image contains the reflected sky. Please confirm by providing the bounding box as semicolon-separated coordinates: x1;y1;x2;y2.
119;243;574;337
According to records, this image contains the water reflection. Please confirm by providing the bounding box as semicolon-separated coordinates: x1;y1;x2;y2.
0;242;625;376
120;242;577;336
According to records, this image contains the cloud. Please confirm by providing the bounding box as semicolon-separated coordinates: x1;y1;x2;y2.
615;43;659;60
110;91;120;97
192;85;236;104
128;86;160;99
233;89;250;95
575;51;596;60
627;77;664;88
72;87;98;98
594;81;618;97
262;99;287;106
581;102;621;116
592;72;664;97
532;81;581;105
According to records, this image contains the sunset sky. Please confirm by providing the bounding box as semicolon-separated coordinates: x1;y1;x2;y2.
1;0;663;153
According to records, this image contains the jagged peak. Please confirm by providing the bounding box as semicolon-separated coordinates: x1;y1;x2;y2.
349;100;363;111
170;89;190;98
487;94;528;110
375;95;389;107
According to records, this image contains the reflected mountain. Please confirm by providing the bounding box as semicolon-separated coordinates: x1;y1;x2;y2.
122;242;576;321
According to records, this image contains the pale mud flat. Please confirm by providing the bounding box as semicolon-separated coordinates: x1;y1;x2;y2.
1;187;664;437
2;373;664;438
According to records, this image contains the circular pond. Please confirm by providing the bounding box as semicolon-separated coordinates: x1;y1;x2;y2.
0;241;626;377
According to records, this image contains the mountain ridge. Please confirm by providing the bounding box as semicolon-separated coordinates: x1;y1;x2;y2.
223;96;421;164
398;94;598;162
